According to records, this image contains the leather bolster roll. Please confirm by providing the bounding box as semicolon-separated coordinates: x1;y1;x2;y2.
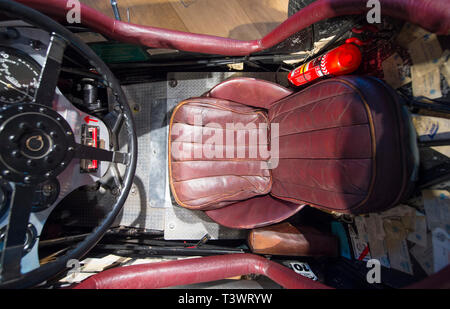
248;223;339;257
74;253;330;289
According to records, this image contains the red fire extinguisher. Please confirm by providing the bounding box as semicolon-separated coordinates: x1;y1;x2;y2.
288;43;362;86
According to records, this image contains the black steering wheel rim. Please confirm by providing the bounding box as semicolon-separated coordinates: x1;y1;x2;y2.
0;0;137;288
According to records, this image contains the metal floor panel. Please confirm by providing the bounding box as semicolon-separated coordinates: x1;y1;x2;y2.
118;72;247;240
115;82;169;230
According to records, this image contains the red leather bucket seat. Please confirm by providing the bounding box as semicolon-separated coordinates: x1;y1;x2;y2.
168;76;416;229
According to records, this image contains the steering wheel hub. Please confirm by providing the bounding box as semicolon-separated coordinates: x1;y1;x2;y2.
24;134;47;154
0;103;75;184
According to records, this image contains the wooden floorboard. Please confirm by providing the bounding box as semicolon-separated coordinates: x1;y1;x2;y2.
80;0;288;39
237;0;288;37
80;0;189;31
170;0;266;40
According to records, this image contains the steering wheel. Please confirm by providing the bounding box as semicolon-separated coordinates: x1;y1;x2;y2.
0;0;137;288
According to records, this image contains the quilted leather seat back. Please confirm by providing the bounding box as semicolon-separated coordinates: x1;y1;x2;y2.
168;97;272;210
269;76;413;214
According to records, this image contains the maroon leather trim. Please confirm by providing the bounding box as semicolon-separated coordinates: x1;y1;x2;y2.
206;77;293;109
268;76;410;214
16;0;450;56
73;253;330;289
336;76;410;213
204;195;305;229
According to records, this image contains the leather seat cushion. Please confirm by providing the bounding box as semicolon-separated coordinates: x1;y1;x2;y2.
168;97;272;210
269;76;411;214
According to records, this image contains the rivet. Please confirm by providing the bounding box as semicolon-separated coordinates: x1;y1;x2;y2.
19;122;29;130
11;150;20;158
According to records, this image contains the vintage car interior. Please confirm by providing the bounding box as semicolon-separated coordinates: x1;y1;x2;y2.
0;0;449;289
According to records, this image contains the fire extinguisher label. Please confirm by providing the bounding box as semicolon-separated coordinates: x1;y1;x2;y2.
315;67;324;77
320;55;329;75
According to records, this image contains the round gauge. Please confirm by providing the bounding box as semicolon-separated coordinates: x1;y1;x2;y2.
0;46;41;104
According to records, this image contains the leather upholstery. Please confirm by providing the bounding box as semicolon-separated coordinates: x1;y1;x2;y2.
168;96;272;210
206;77;293;109
205;195;305;229
248;222;339;257
169;76;414;228
270;76;413;214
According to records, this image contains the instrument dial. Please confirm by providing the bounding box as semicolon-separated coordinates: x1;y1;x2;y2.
0;47;41;104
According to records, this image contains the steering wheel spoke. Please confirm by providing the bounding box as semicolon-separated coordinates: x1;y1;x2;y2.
74;143;131;165
33;33;67;108
1;184;36;281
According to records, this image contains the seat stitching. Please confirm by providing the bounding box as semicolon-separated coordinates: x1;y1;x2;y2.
271;178;368;196
270;91;354;120
272;123;369;138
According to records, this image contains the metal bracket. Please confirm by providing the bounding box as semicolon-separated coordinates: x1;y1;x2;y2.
110;0;121;21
